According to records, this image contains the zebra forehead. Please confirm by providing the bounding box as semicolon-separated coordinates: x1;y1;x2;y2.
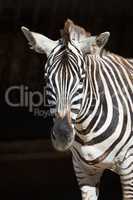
51;44;82;63
45;39;85;77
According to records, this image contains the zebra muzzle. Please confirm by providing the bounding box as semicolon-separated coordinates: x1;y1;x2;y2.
51;114;74;151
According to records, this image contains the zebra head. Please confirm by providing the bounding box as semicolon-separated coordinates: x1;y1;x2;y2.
21;24;86;151
21;22;109;152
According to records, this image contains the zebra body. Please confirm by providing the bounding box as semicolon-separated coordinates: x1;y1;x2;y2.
22;21;133;200
72;54;133;199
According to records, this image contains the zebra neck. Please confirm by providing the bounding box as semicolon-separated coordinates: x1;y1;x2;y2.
77;60;104;130
75;55;132;150
79;58;104;117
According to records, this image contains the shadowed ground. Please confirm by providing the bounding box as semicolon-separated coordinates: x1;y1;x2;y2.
0;139;122;200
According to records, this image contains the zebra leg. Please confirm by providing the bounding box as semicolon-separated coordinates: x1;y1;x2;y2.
80;180;101;200
72;158;103;200
118;146;133;199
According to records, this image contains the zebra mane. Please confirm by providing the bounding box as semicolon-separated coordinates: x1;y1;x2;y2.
60;29;70;47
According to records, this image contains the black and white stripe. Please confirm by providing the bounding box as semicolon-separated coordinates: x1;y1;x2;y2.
90;48;133;78
71;54;133;200
45;40;86;123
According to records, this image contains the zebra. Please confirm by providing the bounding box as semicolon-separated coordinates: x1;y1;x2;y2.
21;20;133;200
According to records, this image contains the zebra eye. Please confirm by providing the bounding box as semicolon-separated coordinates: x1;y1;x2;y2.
79;77;84;84
79;80;83;85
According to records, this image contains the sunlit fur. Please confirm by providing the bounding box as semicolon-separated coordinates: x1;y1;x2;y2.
45;39;133;199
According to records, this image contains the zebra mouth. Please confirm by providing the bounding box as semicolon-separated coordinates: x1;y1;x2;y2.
51;131;75;152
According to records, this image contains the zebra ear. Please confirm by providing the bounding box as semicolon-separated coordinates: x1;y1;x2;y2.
79;32;110;54
21;26;58;56
96;32;110;48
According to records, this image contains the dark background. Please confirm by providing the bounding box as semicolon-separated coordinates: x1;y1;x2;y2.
0;0;133;140
0;0;132;199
